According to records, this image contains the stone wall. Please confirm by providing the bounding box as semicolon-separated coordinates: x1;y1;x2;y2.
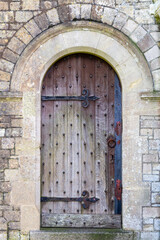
0;0;159;240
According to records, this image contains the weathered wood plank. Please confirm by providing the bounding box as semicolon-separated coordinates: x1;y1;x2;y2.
42;213;121;228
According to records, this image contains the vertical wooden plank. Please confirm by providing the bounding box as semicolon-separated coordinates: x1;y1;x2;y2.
114;74;122;214
107;66;115;214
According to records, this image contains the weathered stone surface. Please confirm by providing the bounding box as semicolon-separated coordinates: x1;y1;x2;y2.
34;13;49;31
122;19;138;36
0;150;10;158
0;30;15;38
21;206;39;234
152;182;160;192
143;174;159;182
143;207;160;218
8;230;20;240
141;231;160;240
113;12;128;30
3;49;19;64
144;45;160;62
16;27;33;45
0;128;5;137
9;222;20;230
150;57;160;71
102;7;117;25
130;25;147;43
0;218;7;231
6;128;22;137
0;11;14;22
81;4;92;19
151;32;160;42
137;33;155;52
0;101;22;115
0;81;9;91
154;218;160;231
0;59;14;73
2;138;15;149
24;19;41;38
0;2;8;10
0;182;11;192
46;8;60;25
58;5;70;22
95;0;115;7
8;37;26;55
9;158;19;169
0;70;11;81
152;193;160;204
69;4;81;20
143;154;158;163
4;211;20;222
15;11;33;23
22;0;40;10
0;232;7;240
143;163;152;174
135;9;154;24
91;5;104;21
10;2;21;11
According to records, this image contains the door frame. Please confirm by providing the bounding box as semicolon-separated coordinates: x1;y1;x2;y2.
10;22;153;233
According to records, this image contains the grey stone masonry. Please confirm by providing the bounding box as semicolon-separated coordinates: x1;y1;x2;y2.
140;116;160;239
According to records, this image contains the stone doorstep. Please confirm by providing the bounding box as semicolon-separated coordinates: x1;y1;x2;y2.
30;229;138;240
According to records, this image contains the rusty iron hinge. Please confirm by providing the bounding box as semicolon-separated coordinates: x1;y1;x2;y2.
42;89;99;108
115;179;122;201
41;190;99;209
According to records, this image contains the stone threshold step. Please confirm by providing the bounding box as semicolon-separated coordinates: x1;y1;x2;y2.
30;229;138;240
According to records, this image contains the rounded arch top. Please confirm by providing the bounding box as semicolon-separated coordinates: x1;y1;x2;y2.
3;3;159;90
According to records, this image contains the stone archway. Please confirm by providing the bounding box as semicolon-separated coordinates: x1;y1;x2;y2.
10;22;153;234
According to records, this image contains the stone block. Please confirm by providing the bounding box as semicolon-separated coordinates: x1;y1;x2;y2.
0;39;8;46
9;222;20;230
4;210;20;222
102;7;117;25
143;174;159;182
0;159;9;170
69;4;81;20
58;5;70;22
143;207;160;218
0;2;8;10
0;101;22;116
130;25;147;43
152;193;160;204
11;118;22;128
141;119;160;128
3;48;19;64
143;163;152;174
91;5;104;21
46;8;59;25
154;218;160;231
143;218;153;225
113;12;128;30
10;2;20;10
0;59;14;73
3;192;10;205
24;19;41;38
137;33;155;52
151;32;160;42
8;230;20;240
0;218;7;230
141;231;159;240
22;0;39;10
143;225;154;231
0;81;9;91
0;30;15;38
151;57;160;71
140;129;153;137
149;139;160;150
152;182;160;192
9;158;19;169
34;13;49;31
16;27;33;45
0;70;11;81
0;23;8;29
21;234;29;240
95;0;115;7
8;37;26;55
15;11;33;23
153;163;160;171
2;138;15;149
135;9;155;24
0;150;10;158
6;128;22;137
144;45;160;62
119;5;134;18
122;19;138;36
0;129;5;137
0;11;14;22
0;182;11;192
153;69;160;91
81;4;92;19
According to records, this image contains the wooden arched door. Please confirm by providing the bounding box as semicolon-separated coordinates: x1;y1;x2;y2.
41;54;122;228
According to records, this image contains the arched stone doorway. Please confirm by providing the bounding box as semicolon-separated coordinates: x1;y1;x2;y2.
41;53;122;228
